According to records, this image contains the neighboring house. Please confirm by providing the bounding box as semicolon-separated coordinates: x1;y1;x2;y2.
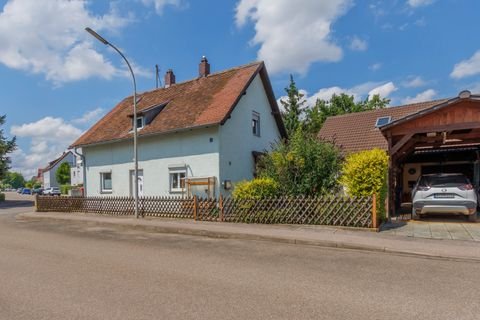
70;58;287;198
70;150;84;186
319;91;480;215
42;151;75;188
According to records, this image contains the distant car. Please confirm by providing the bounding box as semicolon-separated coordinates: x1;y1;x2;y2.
43;187;61;196
21;188;32;195
412;173;477;222
32;188;44;195
17;188;23;193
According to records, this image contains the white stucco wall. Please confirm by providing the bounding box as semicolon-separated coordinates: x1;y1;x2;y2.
84;127;220;197
218;74;282;196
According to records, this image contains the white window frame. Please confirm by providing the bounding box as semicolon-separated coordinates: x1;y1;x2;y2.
131;116;145;131
252;111;260;137
100;172;112;193
169;168;187;193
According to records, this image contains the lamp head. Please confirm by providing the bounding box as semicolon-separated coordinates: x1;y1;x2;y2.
85;27;109;45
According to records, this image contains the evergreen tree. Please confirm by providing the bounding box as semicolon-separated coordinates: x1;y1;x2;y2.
280;75;306;137
0;115;17;180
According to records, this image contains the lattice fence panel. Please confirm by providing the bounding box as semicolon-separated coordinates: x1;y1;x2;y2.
36;195;374;228
219;195;373;228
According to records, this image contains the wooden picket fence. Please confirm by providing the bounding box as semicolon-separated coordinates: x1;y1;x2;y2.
36;194;378;228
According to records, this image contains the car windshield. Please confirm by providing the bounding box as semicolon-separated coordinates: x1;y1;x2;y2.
418;174;469;188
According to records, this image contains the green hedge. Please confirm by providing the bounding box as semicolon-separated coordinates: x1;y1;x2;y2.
232;177;279;200
60;184;72;195
0;193;5;202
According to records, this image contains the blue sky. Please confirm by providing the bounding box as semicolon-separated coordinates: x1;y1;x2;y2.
1;0;480;178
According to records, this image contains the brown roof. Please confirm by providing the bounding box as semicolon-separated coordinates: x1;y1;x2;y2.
71;61;286;147
318;99;448;153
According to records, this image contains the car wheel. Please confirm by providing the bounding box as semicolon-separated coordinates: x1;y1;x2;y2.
468;213;477;222
412;209;419;220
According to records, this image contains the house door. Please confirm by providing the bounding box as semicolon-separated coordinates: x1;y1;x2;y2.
130;170;144;197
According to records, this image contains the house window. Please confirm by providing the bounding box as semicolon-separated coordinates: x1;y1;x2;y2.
375;116;391;127
252;111;260;136
169;169;186;193
133;116;144;130
100;172;112;193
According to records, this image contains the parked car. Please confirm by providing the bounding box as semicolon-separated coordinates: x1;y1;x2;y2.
21;188;32;195
412;173;477;222
32;188;44;195
43;187;61;196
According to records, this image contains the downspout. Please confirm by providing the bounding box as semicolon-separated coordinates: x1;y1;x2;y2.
72;147;87;196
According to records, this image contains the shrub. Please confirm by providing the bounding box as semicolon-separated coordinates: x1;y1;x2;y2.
258;129;342;196
339;148;388;220
60;184;72;195
0;192;4;202
232;177;279;200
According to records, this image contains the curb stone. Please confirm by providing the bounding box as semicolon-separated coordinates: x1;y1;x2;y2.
16;212;480;263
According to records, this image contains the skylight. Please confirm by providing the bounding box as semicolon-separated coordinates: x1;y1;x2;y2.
375;116;391;127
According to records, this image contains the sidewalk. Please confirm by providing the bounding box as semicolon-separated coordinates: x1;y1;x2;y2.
18;211;480;262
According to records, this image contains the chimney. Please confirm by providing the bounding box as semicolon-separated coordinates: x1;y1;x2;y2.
164;69;175;88
199;56;210;77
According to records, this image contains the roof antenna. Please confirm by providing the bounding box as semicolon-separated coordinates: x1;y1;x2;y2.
155;64;162;88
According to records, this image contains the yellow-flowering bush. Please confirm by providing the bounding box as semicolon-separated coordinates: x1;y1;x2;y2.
232;177;279;200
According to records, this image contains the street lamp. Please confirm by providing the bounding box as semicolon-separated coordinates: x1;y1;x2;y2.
85;27;140;219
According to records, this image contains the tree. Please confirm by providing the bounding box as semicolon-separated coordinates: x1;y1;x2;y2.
56;162;71;185
0;115;17;180
280;75;306;136
305;93;390;134
258;129;342;196
2;171;25;189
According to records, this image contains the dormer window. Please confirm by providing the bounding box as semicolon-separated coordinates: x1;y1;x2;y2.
134;116;144;130
375;116;391;128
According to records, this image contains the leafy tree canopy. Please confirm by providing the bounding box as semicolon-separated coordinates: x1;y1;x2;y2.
0;115;17;180
56;162;71;185
2;171;25;189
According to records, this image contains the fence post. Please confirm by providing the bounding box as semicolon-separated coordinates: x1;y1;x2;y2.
193;195;198;221
219;195;224;222
35;194;39;212
372;193;377;229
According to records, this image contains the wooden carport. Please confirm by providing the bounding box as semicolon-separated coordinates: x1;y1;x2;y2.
380;91;480;218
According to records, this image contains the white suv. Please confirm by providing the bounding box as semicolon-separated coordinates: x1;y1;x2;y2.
43;187;61;196
412;173;477;222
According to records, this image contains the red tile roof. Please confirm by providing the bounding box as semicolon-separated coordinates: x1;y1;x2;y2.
318;99;448;153
71;61;286;147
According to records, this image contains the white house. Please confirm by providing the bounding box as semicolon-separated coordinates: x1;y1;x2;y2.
70;150;84;186
70;58;287;198
42;151;75;188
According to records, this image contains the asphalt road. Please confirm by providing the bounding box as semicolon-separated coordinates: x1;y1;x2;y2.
1;193;480;320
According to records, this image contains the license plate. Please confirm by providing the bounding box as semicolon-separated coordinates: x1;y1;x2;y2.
434;194;454;199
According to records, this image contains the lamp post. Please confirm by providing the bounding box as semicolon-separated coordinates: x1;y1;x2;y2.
85;27;139;219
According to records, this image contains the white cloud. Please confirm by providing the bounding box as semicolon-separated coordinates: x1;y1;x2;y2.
369;63;382;71
235;0;353;75
451;50;480;79
349;36;368;51
402;89;437;104
368;82;397;99
403;76;427;88
72;108;106;125
407;0;435;8
10;116;84;178
0;0;137;84
141;0;186;14
277;81;396;108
